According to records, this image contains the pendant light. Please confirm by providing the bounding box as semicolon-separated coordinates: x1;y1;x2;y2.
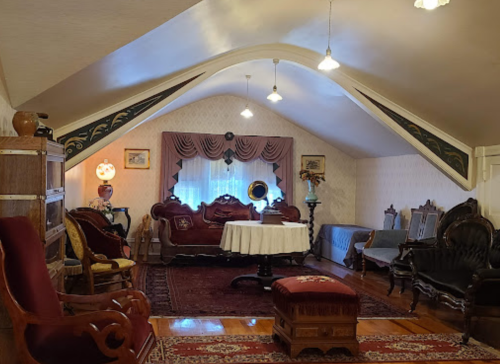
267;59;283;102
240;75;253;118
414;0;450;10
318;0;340;71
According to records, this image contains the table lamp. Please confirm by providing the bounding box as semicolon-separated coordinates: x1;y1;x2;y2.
96;159;116;200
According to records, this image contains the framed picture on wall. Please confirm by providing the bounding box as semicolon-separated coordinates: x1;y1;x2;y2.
124;149;150;169
301;155;325;175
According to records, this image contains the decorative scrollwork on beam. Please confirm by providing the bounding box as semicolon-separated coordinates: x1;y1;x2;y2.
58;74;203;161
357;90;469;179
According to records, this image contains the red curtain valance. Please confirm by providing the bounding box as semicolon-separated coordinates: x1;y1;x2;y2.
160;132;294;204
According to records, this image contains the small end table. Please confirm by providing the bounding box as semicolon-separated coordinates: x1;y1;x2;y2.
303;201;321;261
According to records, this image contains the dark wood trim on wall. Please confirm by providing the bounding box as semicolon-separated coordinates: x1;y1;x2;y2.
57;74;204;161
357;89;469;179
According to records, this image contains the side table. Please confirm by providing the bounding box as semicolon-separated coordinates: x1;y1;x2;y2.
112;207;131;238
303;201;321;261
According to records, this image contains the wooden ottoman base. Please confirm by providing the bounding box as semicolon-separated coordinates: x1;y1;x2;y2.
273;307;359;358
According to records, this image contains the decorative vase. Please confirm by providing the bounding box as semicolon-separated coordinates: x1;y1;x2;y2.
305;180;318;202
12;111;40;137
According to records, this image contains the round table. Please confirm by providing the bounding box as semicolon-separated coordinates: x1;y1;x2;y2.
220;221;309;289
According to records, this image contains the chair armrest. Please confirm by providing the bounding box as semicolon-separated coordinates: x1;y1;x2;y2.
474;268;500;281
398;238;437;254
25;310;135;360
158;218;176;247
299;219;308;224
58;289;151;318
87;249;120;269
367;229;407;249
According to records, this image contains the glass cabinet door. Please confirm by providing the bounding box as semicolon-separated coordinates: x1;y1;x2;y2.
46;155;64;194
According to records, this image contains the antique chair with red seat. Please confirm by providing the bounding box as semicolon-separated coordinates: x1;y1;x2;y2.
0;216;156;364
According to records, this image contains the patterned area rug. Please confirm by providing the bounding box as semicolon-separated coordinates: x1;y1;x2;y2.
137;264;414;318
148;333;500;363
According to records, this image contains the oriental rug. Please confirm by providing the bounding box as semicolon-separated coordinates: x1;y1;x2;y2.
147;333;500;364
137;264;414;318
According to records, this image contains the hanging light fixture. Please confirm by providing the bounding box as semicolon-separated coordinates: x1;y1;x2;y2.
240;75;253;118
414;0;450;10
318;0;340;71
267;59;283;102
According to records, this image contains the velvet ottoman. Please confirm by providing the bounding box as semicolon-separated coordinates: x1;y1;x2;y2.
272;276;360;358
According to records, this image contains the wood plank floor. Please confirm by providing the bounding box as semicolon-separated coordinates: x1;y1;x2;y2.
147;256;500;363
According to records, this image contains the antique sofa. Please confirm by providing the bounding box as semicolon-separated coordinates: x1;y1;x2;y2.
151;194;303;264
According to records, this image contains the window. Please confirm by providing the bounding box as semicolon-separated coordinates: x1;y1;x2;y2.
175;156;282;211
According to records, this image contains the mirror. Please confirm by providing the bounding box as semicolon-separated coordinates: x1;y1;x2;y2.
248;180;268;201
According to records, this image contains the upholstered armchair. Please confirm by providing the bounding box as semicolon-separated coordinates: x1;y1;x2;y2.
362;200;442;278
388;198;477;296
409;215;499;344
0;216;155;364
66;213;135;294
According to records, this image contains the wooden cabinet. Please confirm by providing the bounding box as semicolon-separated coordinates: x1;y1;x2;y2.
0;137;66;291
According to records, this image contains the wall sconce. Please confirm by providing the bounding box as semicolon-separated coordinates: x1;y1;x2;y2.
96;159;116;200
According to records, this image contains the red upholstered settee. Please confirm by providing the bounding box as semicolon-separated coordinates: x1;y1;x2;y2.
151;194;304;264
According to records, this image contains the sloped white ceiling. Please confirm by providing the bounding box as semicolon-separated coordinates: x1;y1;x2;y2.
161;60;417;158
0;0;202;106
2;0;500;157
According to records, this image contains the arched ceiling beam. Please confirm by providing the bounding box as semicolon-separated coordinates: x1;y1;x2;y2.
56;43;473;190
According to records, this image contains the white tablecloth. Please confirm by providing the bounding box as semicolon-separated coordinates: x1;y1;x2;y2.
220;221;310;255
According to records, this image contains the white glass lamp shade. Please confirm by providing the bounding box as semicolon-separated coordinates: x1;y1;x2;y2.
96;159;116;183
240;106;253;118
414;0;450;10
267;86;283;102
318;48;340;71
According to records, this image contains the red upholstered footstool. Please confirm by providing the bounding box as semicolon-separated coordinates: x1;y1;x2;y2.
272;276;360;358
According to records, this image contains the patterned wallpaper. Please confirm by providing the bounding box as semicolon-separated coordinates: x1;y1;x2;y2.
355;154;476;229
81;95;357;236
0;81;15;137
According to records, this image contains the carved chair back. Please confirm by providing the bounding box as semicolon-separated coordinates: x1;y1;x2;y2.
435;198;478;246
443;214;494;271
382;204;398;230
407;200;444;241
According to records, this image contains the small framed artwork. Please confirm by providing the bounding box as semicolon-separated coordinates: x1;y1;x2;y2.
124;149;150;169
301;155;325;175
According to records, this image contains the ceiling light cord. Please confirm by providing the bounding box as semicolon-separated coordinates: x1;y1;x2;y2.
327;0;333;51
274;62;277;87
246;77;249;106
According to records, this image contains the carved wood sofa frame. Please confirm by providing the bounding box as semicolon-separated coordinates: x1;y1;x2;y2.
151;194;303;264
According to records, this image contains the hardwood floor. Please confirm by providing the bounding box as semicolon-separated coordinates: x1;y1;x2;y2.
147;256;500;361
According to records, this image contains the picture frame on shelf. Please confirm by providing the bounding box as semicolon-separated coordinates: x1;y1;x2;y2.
301;155;325;175
124;149;150;169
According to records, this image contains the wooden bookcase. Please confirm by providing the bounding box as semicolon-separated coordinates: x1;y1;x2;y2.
0;137;66;291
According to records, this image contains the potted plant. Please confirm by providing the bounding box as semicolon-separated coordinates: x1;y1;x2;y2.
299;170;325;202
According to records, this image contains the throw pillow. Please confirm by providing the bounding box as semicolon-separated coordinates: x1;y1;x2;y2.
173;215;193;230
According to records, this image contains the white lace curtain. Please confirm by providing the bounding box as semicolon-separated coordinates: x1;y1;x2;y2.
175;156;282;211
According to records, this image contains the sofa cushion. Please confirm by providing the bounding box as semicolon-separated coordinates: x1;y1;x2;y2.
363;248;399;265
